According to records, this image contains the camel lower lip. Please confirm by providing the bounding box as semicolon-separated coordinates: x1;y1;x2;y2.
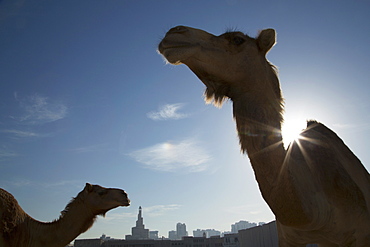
159;42;192;53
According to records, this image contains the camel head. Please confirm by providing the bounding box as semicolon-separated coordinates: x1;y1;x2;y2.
78;183;130;216
158;26;281;107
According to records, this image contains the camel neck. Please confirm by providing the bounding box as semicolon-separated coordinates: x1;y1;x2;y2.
232;94;284;156
232;95;310;226
233;94;285;184
26;199;96;247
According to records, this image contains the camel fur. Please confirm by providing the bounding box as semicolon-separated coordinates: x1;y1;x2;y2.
0;183;130;247
158;25;370;247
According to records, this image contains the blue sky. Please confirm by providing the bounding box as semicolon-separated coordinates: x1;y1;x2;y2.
1;0;369;240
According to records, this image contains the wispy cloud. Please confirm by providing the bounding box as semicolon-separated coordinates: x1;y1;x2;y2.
147;103;189;121
4;178;33;187
43;180;82;188
1;129;43;138
223;204;266;219
144;204;181;217
0;146;18;160
104;212;137;222
2;178;82;189
14;92;67;125
128;138;211;173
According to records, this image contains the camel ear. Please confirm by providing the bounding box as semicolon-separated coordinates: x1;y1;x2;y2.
257;29;276;54
84;183;93;193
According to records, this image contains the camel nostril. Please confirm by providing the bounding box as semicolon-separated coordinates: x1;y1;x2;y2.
168;26;188;34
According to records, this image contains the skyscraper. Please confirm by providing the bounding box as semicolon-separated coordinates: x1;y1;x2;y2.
176;223;188;239
125;206;149;240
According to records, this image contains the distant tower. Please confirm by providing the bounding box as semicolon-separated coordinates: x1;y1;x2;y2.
125;206;149;240
137;206;144;226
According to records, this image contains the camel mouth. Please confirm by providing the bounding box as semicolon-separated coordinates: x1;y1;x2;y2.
160;43;191;50
158;41;193;54
158;42;196;65
121;199;130;207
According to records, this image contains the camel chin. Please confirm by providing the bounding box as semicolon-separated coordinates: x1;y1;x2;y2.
158;42;198;65
159;48;186;65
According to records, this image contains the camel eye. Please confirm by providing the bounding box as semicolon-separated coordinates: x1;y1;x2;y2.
232;36;245;45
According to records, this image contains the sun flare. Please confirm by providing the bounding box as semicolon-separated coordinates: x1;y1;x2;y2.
162;142;173;150
282;118;307;148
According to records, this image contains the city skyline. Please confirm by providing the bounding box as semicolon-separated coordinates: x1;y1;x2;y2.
119;206;266;240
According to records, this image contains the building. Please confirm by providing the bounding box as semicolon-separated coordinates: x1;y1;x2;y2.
193;229;221;238
237;221;318;247
168;230;177;240
125;206;149;240
224;233;239;247
231;220;257;233
100;234;112;241
238;221;278;247
102;239;171;247
176;223;188;239
150;231;159;239
182;236;223;247
168;223;188;240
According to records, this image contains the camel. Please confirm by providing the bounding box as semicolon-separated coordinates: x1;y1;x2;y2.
158;26;370;247
0;183;130;247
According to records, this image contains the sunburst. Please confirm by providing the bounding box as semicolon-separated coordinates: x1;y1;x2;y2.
281;118;306;148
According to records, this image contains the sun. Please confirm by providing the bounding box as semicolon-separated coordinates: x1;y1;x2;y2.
281;118;307;148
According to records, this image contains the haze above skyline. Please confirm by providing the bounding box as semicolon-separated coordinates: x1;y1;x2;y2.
1;0;369;240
